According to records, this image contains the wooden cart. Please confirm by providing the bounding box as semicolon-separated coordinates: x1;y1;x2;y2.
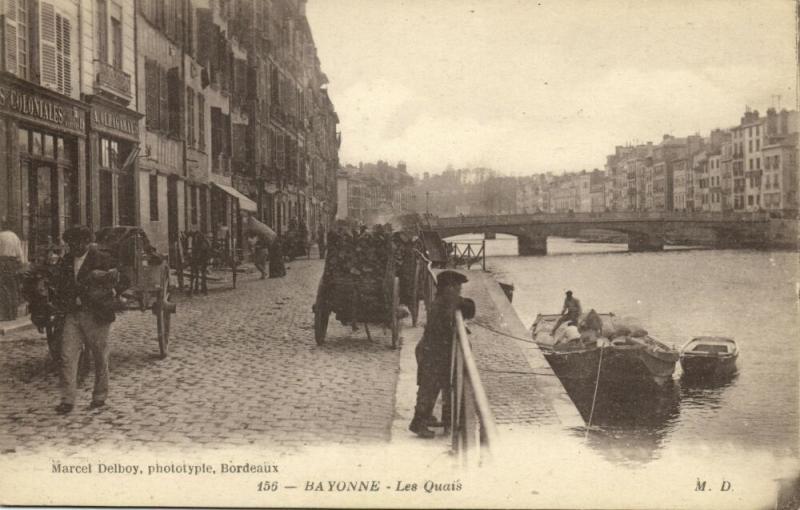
96;227;176;359
313;233;401;349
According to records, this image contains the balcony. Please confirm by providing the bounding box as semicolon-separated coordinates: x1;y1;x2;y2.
94;60;132;104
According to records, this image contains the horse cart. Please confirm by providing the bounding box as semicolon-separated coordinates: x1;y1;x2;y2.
96;227;177;359
177;229;241;295
312;229;401;348
23;227;176;363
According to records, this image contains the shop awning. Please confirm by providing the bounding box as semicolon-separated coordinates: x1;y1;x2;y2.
212;182;257;213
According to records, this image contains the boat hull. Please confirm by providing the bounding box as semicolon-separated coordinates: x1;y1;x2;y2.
680;354;738;378
543;345;678;388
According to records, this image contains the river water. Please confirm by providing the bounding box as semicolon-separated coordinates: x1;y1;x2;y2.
449;234;799;467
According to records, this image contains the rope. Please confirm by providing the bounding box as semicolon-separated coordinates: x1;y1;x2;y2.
585;346;605;440
470;320;541;345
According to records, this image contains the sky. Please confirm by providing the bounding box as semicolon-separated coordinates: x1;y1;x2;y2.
305;0;798;177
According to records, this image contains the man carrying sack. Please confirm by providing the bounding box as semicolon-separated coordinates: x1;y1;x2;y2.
54;226;121;414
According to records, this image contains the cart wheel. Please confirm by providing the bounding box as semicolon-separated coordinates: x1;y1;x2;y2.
391;276;400;349
314;305;329;345
410;259;421;327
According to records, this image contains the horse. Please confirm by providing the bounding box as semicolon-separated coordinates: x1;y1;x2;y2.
185;231;214;296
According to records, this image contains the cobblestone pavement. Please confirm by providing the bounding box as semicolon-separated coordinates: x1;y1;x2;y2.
0;259;401;454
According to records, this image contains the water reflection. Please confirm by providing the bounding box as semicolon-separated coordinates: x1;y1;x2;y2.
679;372;739;408
563;378;682;466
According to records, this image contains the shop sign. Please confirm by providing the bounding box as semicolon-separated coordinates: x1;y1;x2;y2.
90;104;140;141
0;83;85;134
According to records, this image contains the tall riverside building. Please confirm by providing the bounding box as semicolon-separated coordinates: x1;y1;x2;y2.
228;0;340;237
2;0;339;260
1;0;88;259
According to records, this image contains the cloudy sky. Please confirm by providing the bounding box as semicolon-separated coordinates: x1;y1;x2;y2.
306;0;797;176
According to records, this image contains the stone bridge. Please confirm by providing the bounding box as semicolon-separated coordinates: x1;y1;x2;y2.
427;211;772;255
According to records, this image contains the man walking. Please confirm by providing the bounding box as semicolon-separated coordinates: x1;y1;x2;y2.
409;270;475;438
54;226;120;414
0;217;26;320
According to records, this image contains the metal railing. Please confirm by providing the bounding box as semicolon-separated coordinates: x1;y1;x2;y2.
449;240;486;270
414;249;498;465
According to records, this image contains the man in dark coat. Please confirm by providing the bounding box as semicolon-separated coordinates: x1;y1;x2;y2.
54;226;120;414
409;270;475;438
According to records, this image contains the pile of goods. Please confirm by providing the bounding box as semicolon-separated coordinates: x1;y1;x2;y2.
392;232;417;308
323;226;395;325
545;310;673;354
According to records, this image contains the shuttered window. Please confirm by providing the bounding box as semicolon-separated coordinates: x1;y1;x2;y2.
111;16;122;69
96;0;108;63
186;86;195;147
4;0;18;75
197;93;205;150
39;2;57;90
158;66;168;132
55;13;71;96
167;67;181;137
144;59;159;130
4;0;28;78
38;3;72;95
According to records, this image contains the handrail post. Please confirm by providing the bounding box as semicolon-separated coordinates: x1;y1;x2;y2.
450;309;499;464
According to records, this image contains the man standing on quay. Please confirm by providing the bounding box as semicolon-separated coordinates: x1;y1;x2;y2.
54;226;120;414
410;270;475;439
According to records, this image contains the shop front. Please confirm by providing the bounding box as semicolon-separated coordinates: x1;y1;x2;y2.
85;96;142;231
0;74;88;261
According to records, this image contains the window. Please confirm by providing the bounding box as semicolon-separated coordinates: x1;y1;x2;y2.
197;93;205;150
18;128;28;153
97;0;108;63
756;158;760;169
39;2;73;96
167;67;181;137
111;15;122;69
4;0;29;78
149;174;159;221
145;59;159;130
748;140;752;152
186;87;195;147
755;139;760;151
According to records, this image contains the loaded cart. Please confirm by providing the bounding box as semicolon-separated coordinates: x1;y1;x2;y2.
313;228;401;348
95;227;177;359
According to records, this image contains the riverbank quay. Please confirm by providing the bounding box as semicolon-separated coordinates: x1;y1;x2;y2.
457;271;583;431
390;269;583;465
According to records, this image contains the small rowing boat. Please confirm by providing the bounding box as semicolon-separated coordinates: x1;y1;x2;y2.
680;337;739;378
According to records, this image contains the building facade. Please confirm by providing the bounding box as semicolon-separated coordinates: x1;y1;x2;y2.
0;0;339;261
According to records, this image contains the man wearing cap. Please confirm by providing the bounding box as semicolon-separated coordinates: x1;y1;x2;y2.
552;290;582;334
410;270;475;438
53;226;119;414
